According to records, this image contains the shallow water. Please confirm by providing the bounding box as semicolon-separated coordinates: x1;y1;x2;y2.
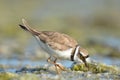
0;59;73;73
0;55;120;73
91;55;120;66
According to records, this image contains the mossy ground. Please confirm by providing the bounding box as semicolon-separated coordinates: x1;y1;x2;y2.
0;62;120;80
72;63;120;74
0;72;18;80
0;72;40;80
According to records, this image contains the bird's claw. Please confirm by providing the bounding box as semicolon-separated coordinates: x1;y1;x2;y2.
47;56;66;74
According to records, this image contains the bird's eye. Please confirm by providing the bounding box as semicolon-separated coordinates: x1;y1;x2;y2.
85;55;89;58
79;53;84;59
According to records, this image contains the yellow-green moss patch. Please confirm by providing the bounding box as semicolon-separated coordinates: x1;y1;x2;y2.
71;63;120;74
0;72;18;80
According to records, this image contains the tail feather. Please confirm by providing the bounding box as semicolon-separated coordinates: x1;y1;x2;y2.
19;19;40;35
19;24;28;31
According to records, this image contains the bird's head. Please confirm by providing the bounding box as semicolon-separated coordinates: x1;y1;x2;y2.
77;47;89;67
73;46;90;68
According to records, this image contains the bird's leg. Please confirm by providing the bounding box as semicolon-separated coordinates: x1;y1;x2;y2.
53;56;66;70
47;56;52;62
53;56;66;74
47;56;66;74
53;57;60;74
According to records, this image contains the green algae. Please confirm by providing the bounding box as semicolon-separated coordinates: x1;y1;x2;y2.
71;63;120;74
0;72;41;80
0;72;18;80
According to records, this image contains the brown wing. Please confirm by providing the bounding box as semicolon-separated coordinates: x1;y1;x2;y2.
19;19;78;51
38;31;78;51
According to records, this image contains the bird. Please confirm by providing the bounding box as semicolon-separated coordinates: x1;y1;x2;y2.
19;19;90;73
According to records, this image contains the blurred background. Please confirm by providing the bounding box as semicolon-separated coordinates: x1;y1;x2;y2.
0;0;120;62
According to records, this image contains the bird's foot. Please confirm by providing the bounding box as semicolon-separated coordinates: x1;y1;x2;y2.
47;56;66;74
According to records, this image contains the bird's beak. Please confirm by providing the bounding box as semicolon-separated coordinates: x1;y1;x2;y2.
82;56;88;68
79;53;89;68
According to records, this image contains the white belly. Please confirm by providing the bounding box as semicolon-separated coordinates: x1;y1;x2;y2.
35;36;73;60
